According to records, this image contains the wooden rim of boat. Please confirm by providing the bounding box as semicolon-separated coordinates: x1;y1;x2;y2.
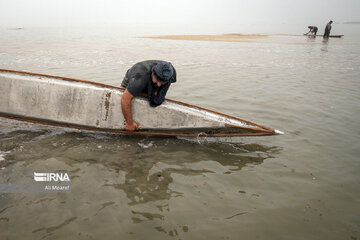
0;69;276;137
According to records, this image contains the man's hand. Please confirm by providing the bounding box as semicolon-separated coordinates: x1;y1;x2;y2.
125;121;139;131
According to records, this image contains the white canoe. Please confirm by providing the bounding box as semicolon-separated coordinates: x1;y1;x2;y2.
0;69;283;137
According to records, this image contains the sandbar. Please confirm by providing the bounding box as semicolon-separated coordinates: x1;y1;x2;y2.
141;33;268;42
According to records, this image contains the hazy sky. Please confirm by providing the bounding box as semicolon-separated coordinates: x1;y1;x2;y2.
0;0;359;34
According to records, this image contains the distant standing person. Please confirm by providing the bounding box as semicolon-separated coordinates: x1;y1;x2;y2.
323;21;333;38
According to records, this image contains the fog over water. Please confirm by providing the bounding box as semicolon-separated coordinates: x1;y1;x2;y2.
1;0;360;35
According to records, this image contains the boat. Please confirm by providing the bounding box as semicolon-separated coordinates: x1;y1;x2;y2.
0;69;283;137
327;35;344;38
304;34;344;38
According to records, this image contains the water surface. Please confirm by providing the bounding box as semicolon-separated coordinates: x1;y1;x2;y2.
0;27;359;239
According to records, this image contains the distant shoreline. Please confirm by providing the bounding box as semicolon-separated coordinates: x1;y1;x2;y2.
141;33;268;42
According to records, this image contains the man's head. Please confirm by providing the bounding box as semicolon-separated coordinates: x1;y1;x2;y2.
329;20;333;24
152;61;175;86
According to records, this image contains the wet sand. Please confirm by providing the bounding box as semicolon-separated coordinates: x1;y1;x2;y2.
142;33;268;42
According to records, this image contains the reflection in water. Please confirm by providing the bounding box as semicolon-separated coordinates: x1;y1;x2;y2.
0;121;281;239
305;36;317;43
321;38;329;52
0;130;279;202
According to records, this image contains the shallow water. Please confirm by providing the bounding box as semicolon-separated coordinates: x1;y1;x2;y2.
0;27;360;239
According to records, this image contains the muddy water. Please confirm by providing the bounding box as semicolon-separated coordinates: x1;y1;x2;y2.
0;28;359;239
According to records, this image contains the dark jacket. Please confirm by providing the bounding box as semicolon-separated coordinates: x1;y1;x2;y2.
121;60;176;107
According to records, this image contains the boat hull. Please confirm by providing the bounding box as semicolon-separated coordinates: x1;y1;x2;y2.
0;69;279;137
304;34;344;38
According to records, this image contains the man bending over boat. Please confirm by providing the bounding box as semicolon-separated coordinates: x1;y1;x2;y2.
121;60;177;131
305;26;318;37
